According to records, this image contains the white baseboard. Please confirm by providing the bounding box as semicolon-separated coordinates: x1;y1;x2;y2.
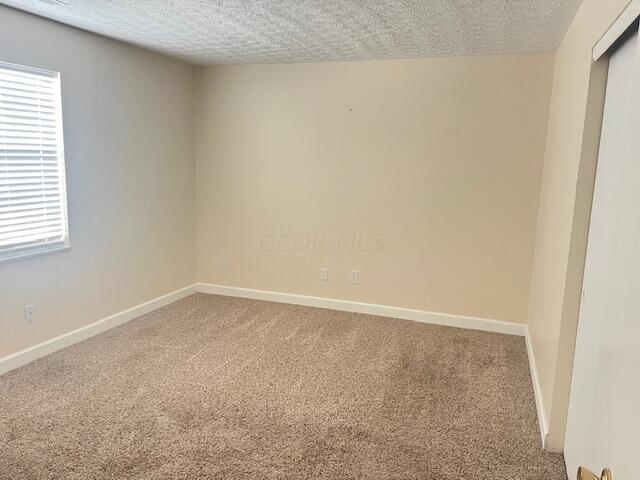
0;284;197;376
1;282;528;379
196;283;526;337
525;326;549;447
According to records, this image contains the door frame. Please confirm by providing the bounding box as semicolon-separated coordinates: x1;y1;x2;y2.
593;1;640;61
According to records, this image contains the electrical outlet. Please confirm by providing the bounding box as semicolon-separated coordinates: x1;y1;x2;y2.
220;257;229;272
24;304;35;323
351;270;359;285
320;267;328;281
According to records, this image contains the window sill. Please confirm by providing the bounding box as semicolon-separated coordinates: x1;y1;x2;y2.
0;242;71;265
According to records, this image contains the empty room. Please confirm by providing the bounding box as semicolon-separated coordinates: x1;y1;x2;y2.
1;0;638;478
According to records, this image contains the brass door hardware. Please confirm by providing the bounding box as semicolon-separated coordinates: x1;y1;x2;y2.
577;467;612;480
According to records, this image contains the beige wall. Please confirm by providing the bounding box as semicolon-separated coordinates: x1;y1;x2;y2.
0;7;196;358
527;0;633;450
195;55;554;324
3;10;604;453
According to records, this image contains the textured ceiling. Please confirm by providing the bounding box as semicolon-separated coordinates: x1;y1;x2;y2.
1;0;583;65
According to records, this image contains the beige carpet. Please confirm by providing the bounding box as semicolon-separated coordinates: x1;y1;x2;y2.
0;293;567;479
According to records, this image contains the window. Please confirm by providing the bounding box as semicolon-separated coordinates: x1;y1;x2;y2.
0;61;69;262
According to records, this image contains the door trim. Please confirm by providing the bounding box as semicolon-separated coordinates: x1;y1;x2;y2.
593;0;640;61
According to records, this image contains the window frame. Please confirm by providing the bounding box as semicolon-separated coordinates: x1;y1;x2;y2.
0;60;70;264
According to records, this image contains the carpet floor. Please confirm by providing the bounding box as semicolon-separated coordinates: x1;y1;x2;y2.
0;293;567;479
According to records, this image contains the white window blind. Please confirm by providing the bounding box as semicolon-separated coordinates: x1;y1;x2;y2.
0;61;69;262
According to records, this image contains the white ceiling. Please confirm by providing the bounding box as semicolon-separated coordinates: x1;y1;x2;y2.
1;0;583;65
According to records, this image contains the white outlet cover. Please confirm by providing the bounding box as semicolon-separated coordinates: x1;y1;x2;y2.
220;258;229;272
351;270;360;285
24;304;35;323
320;267;328;281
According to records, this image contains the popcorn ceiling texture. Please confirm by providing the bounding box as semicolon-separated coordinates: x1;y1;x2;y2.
1;0;582;64
0;294;567;479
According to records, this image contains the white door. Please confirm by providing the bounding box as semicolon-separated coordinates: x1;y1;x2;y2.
564;28;640;479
